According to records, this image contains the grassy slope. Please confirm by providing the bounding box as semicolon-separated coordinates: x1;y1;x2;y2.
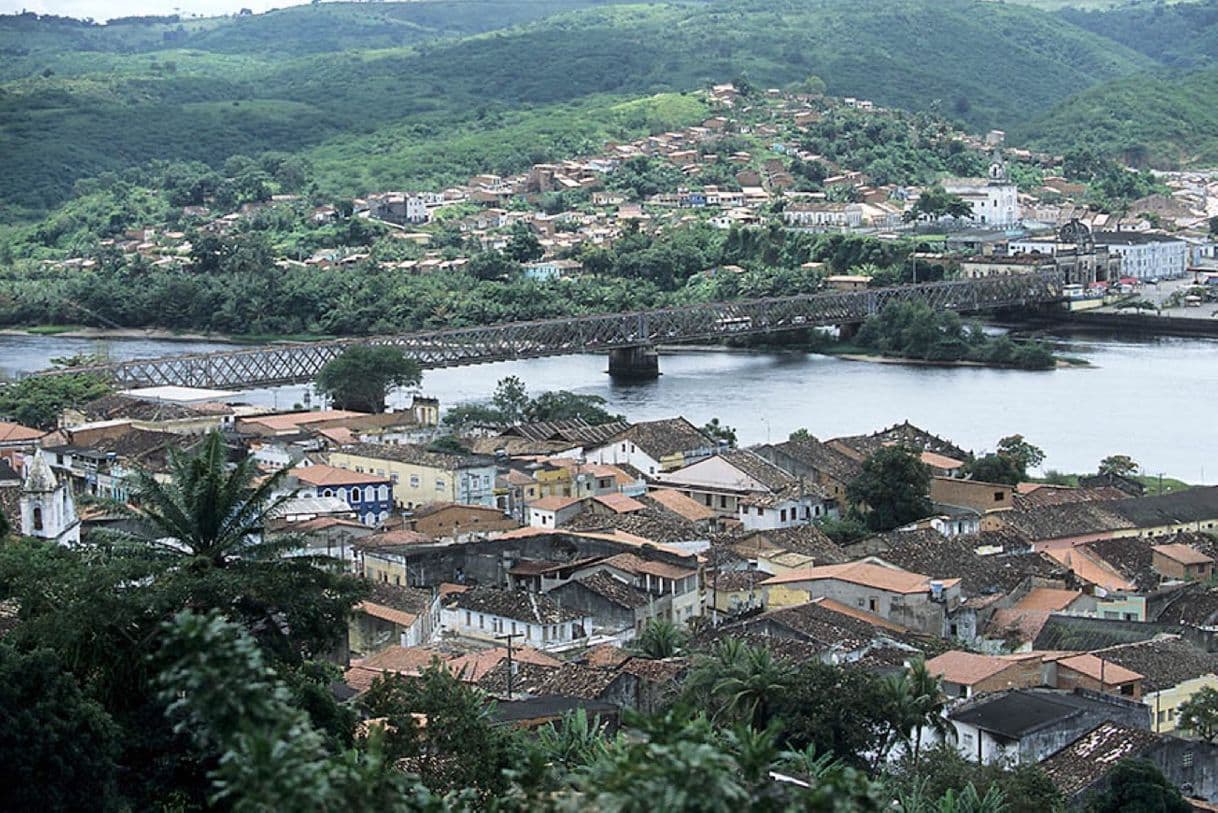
1017;67;1218;167
0;0;1152;218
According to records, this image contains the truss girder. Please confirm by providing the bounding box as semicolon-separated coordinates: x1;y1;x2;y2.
43;272;1064;389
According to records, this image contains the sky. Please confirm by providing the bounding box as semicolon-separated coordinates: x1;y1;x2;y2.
2;0;298;22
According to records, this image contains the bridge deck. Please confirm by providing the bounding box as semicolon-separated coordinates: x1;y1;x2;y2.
41;272;1064;389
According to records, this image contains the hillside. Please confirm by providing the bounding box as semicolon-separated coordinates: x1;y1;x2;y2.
1017;66;1218;168
0;0;1155;219
1059;0;1218;68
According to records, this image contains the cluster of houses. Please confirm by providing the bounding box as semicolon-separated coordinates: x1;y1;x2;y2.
42;84;1218;295
3;386;1218;803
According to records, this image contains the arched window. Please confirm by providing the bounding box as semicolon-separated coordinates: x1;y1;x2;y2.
32;505;43;531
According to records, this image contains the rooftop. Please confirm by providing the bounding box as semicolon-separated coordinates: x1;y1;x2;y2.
950;689;1096;738
448;587;587;624
605;417;712;459
1092;636;1218;692
761;561;957;595
294;463;390;487
337;442;494;470
926;651;1042;687
645;488;718;523
1053;653;1143;685
1039;722;1162;797
1152;543;1215;566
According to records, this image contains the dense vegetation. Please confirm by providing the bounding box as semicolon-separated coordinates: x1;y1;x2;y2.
1020;66;1218;169
1059;0;1218;68
852;301;1058;369
0;202;919;335
0;0;1154;218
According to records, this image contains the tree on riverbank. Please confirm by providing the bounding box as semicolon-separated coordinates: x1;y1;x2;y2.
852;301;1056;369
316;346;422;413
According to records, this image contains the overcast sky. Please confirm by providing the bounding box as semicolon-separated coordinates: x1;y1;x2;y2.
3;0;298;22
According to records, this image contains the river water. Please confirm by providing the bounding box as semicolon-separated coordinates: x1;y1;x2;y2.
2;331;1215;483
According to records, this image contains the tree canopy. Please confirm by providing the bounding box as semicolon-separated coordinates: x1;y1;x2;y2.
847;445;933;531
316;345;423;413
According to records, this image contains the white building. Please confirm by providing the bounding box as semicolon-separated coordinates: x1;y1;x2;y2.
19;450;81;547
783;202;863;229
441;587;592;650
1092;231;1188;280
655;449;835;531
942;161;1020;228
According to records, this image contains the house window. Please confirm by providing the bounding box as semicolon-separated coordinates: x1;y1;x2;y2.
994;492;1004;502
322;488;334;498
465;611;471;627
478;614;484;630
410;475;420;488
436;479;445;491
32;506;42;531
391;473;399;483
720;495;728;508
756;507;764;517
780;509;787;522
868;598;878;612
1183;752;1193;767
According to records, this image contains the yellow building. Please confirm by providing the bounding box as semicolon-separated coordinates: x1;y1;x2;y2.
1091;637;1218;734
328;443;497;509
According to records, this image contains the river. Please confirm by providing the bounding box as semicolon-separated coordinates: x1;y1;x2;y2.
2;331;1215;484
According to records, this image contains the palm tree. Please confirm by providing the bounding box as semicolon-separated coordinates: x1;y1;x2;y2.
105;431;360;661
906;658;951;767
634;618;688;659
711;644;796;729
126;431;295;567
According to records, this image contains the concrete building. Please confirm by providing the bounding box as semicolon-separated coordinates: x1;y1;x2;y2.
442;587;593;650
289;463;394;526
328;444;496;509
942;166;1020;228
1092;231;1188;280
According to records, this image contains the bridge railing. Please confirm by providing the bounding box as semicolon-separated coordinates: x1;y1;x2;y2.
42;271;1065;388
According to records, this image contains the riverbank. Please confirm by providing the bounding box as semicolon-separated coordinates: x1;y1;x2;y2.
829;352;1087;370
0;326;337;345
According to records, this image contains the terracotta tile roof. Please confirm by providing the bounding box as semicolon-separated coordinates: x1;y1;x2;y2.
337;442;494;470
528;495;585;512
1053;653;1143;685
996;503;1134;542
832;421;971;462
1155;583;1218;627
566;570;652;609
1104;486;1218;529
868;529;1058;598
617;656;687;683
1044;547;1137;593
926;651;1042;687
447;645;563;682
986;608;1053;645
1152;543;1215;566
1040;722;1162;797
0;421;46;444
448;587;588;624
1014;587;1084;612
601;552;697;581
921;451;965;470
762;436;862;485
295;463;389;486
244;409;365;432
645;488;717;522
566;507;706;545
761;561;958;595
606;417;713;459
1091;636;1218;692
741;525;849;564
1013;485;1131;509
591;493;647;514
585;643;632;669
500;419;629;446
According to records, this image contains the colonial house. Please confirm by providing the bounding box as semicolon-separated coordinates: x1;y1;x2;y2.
576;551;702;626
547;569;663;643
587;417;716;477
525;495;586;529
441;587;592;650
349;582;441;656
328;443;497;509
655;449;835;530
762;560;960;637
288;463;394;526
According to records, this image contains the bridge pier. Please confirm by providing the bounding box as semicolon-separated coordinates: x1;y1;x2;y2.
608;345;660;381
837;322;861;341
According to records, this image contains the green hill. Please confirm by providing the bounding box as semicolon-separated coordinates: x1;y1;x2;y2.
1017;66;1218;168
0;0;1155;219
1059;0;1218;68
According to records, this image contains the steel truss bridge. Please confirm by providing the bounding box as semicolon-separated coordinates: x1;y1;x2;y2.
43;272;1065;389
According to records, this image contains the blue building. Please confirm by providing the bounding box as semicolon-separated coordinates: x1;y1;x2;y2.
293;464;395;526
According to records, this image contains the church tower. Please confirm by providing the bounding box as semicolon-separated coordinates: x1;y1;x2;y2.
19;450;80;547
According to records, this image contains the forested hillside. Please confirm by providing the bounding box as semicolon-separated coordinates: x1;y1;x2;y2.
0;0;1154;220
1018;66;1218;167
1059;0;1218;67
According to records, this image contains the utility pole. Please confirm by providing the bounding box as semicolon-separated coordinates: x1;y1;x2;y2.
496;632;523;700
